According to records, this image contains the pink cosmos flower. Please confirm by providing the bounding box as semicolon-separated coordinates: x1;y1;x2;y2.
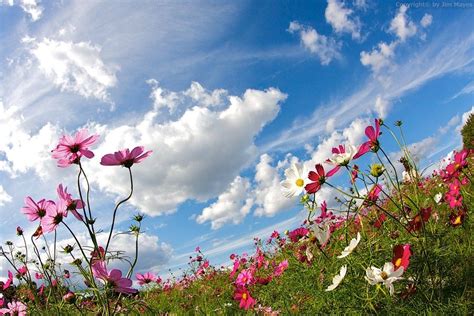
0;300;27;316
92;260;137;294
235;269;253;287
273;260;289;277
351;165;359;183
234;287;256;310
100;146;152;168
21;197;56;224
392;244;411;271
52;129;99;167
353;119;382;159
288;227;309;243
17;266;28;277
136;272;157;285
3;271;13;290
57;184;84;221
365;184;382;205
305;164;335;194
35;272;43;280
42;199;67;233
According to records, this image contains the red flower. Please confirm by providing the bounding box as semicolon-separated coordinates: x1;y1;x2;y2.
288;227;309;243
408;207;432;232
305;164;335;194
392;244;411;271
449;209;465;227
234;287;256;310
373;213;387;228
52;129;99;167
353;119;381;159
100;146;152;168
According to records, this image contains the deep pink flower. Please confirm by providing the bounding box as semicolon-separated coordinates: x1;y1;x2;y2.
305;164;335;194
365;184;382;204
235;269;253;287
17;266;28;278
92;260;137;294
351;165;359;183
288;227;309;243
392;244;411;271
353;119;381;159
42;199;67;233
136;272;157;285
234;287;256;310
100;146;152;168
57;184;84;221
52;129;99;167
0;301;27;316
273;260;289;277
21;197;55;224
35;272;43;280
3;271;13;290
450;209;465;227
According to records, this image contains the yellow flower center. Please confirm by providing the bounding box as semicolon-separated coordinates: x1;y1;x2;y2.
454;216;462;225
242;293;247;300
395;258;402;267
295;178;304;187
380;271;388;280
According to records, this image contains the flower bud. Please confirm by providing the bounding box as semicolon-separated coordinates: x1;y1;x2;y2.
63;291;76;304
370;164;385;177
63;244;74;254
16;227;24;236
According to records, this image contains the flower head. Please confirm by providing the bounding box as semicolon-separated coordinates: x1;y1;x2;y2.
92;260;137;294
337;232;361;259
3;270;13;290
52;129;99;167
136;272;157;285
365;262;404;295
21;197;55;224
235;269;254;287
305;164;335;194
329;144;357;167
281;163;309;198
392;244;411;271
353;119;382;159
100;146;152;168
57;184;84;221
42;199;67;233
408;207;432;232
234;287;256;310
0;301;27;316
325;265;347;292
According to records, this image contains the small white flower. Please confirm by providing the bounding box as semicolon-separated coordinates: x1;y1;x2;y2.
280;163;308;198
325;265;347;291
337;232;361;259
365;262;404;296
313;223;331;245
434;192;442;204
329;144;357;166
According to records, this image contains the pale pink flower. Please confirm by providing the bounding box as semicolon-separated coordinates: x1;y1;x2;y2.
21;197;55;224
57;184;84;221
100;146;152;168
92;260;137;294
52;129;99;167
136;272;157;285
0;300;27;316
42;199;67;233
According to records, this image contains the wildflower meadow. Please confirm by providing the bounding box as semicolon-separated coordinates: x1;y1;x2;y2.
0;116;472;315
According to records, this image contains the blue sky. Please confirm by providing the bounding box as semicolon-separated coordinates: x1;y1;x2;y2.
0;0;473;279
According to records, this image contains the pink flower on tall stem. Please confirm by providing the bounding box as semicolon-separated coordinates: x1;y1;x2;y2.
100;146;152;168
3;271;13;290
21;197;55;224
234;287;256;310
42;200;67;233
136;272;157;285
92;260;137;294
365;184;383;205
353;119;382;159
52;129;99;167
235;269;253;287
0;301;27;316
57;184;84;221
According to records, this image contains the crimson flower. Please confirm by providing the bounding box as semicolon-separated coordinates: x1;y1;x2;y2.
21;197;55;224
57;184;84;221
373;213;387;228
100;146;152;168
288;227;309;243
305;164;335;194
92;260;137;294
450;209;465;227
353;119;382;159
234;287;256;310
52;129;99;167
136;272;157;285
392;244;411;271
408;207;432;232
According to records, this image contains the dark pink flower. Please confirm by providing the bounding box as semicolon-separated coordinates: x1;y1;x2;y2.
57;184;84;221
42;200;67;233
353;119;381;159
235;269;253;287
0;301;27;316
3;271;13;290
35;272;43;280
392;244;411;271
365;184;382;205
21;197;55;224
288;227;309;243
408;207;432;232
305;164;335;194
17;266;28;278
273;260;289;277
52;129;99;167
92;261;137;294
234;287;256;310
100;146;152;168
136;272;157;285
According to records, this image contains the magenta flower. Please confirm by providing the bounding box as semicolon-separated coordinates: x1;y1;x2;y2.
0;300;27;316
305;164;336;194
21;197;56;224
235;269;253;287
100;146;152;168
52;129;99;167
92;260;137;294
365;184;382;204
273;260;289;277
17;266;28;277
234;287;256;310
3;271;13;290
57;184;84;221
42;200;67;233
136;272;157;285
353;119;382;159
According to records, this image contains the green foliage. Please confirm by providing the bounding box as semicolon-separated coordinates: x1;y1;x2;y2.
461;113;474;149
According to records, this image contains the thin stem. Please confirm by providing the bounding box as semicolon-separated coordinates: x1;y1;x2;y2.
127;224;141;278
105;167;134;254
62;222;89;265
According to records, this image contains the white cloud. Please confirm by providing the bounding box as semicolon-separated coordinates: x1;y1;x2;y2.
196;176;253;229
30;38;118;103
0;186;12;206
389;5;417;42
374;95;390;118
420;14;433;28
457;106;474;133
288;21;341;65
88;84;286;217
360;41;397;74
452;81;474;100
353;0;367;9
1;0;43;21
325;0;361;40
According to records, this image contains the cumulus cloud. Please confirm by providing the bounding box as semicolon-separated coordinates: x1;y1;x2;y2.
420;14;433;28
325;0;361;40
0;186;12;206
360;41;397;74
87;84;287;217
389;5;417;42
30;38;118;103
288;21;341;65
196;176;253;229
1;0;43;21
374;95;391;118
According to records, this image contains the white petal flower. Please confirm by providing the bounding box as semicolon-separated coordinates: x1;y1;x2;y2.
365;262;404;296
433;192;442;204
329;144;357;166
325;265;347;292
337;232;361;259
280;163;308;198
313;223;331;245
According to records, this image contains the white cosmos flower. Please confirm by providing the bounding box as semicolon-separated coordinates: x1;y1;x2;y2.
313;223;331;245
329;144;357;166
325;265;347;292
434;192;442;204
280;163;308;198
337;232;361;259
365;262;404;296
